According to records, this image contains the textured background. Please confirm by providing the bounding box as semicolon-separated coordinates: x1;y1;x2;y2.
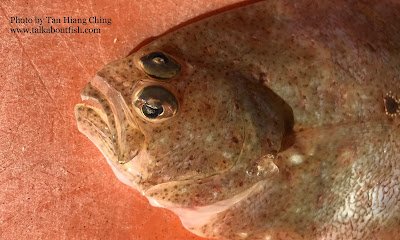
0;0;249;239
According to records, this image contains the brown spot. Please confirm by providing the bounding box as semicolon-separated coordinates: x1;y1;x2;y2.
231;136;239;144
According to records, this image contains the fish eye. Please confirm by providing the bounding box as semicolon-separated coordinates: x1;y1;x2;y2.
133;86;178;121
139;52;181;79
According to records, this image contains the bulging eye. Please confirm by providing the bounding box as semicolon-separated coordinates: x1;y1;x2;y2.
139;52;181;79
133;86;178;121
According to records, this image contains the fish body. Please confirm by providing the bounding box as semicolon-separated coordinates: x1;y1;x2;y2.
75;1;400;239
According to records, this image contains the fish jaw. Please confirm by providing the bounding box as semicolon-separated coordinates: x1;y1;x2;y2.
75;75;147;190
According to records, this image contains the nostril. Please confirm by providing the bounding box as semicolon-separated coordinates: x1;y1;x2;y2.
384;92;399;117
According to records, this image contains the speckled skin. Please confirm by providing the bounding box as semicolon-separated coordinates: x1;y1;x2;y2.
75;1;400;239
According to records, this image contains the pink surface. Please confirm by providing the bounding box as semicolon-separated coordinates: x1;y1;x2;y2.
0;1;246;239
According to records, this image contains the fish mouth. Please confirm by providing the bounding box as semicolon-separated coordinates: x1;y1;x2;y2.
75;75;143;167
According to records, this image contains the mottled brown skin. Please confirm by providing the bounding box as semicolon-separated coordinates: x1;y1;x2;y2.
75;1;400;239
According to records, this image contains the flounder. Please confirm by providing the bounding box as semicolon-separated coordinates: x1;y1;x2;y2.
75;1;400;239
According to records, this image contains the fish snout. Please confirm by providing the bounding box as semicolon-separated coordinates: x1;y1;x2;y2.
75;75;145;165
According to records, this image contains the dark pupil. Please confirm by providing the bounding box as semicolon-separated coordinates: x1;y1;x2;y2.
142;103;163;119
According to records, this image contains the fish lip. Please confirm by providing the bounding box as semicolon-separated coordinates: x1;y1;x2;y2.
79;79;116;137
79;82;114;130
74;80;118;164
75;75;141;165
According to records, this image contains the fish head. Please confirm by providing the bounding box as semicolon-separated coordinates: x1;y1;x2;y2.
75;34;293;209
